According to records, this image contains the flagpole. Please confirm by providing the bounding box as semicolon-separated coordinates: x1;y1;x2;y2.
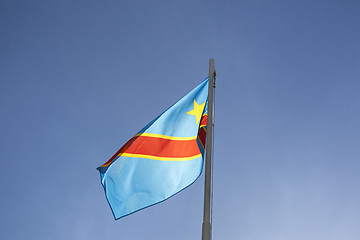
202;59;215;240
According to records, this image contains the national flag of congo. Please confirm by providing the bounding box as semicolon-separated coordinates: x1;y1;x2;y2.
97;78;209;219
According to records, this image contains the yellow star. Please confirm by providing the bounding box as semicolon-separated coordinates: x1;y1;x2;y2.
187;99;205;124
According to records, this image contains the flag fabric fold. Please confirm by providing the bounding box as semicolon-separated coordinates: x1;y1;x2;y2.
98;78;209;219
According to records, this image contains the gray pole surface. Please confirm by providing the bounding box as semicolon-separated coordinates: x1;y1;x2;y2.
202;59;215;240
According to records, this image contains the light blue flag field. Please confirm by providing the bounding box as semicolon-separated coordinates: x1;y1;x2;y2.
97;78;209;219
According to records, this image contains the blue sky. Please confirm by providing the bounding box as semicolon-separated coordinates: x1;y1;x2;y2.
1;0;360;239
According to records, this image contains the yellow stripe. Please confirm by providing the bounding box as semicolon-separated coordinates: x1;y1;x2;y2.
134;133;197;141
120;153;202;161
198;136;205;149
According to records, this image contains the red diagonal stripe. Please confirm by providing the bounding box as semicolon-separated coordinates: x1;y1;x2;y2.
200;114;207;127
198;127;207;148
124;136;200;158
100;135;140;167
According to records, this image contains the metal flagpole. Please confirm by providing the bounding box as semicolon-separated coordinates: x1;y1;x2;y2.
202;58;215;240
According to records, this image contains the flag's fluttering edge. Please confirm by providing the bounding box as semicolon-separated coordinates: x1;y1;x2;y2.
97;78;209;219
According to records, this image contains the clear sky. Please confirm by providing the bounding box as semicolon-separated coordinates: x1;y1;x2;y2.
1;0;359;239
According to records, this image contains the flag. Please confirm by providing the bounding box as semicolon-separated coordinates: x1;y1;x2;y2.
97;78;209;219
